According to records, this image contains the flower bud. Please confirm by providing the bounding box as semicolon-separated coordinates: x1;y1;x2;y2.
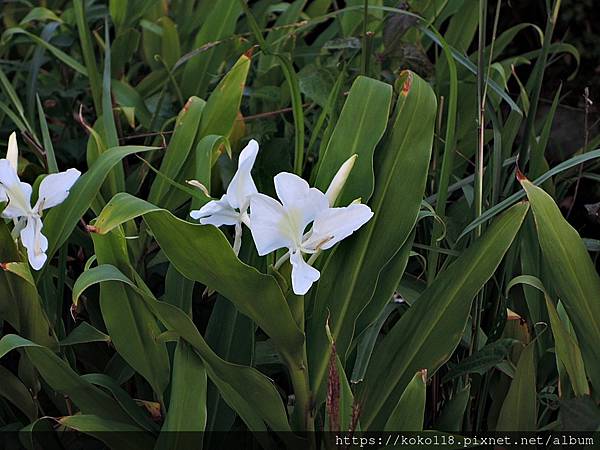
325;154;357;206
7;132;18;171
186;179;210;197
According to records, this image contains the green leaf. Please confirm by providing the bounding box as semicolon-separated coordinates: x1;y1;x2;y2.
0;365;37;421
442;338;519;383
358;202;529;429
436;384;471;432
354;233;414;337
146;208;304;360
257;0;307;75
81;373;158;432
384;370;427;431
73;264;292;433
156;341;207;450
3;28;87;76
313;76;392;205
559;397;600;431
0;335;135;424
93;193;304;366
0;67;33;135
158;17;181;69
459;149;600;239
199;54;250;138
496;340;537;431
101;21;126;196
91;229;170;398
0;225;58;349
520;178;600;393
112;80;152;129
36;96;58;173
20;7;62;25
506;275;589;397
148;97;205;206
204;295;254;436
60;322;111;346
74;0;102;113
43;145;157;265
547;298;589;397
59;415;155;450
309;71;437;399
180;0;241;98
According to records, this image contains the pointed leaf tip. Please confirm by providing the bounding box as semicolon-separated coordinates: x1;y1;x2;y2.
516;167;528;183
400;71;413;96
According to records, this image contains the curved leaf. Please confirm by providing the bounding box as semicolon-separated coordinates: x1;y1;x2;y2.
313;75;392;205
0;335;135;425
358;202;528;429
495;340;537;431
309;71;437;398
520;178;600;392
59;415;154;450
156;341;207;450
73;263;292;433
43;145;157;264
384;370;427;432
93;193;304;366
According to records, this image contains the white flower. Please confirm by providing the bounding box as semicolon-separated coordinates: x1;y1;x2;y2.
0;134;81;270
250;172;373;295
190;139;258;254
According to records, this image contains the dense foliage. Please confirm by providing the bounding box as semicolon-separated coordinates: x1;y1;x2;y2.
0;0;599;448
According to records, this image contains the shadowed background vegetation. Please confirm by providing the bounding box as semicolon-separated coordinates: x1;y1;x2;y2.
0;0;600;448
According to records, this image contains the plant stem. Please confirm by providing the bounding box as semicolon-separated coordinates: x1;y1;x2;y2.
286;294;315;438
567;87;591;218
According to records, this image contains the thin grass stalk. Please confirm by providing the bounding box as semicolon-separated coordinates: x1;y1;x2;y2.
361;0;371;76
36;95;58;173
74;0;102;115
465;3;489;425
426;30;458;284
516;0;561;170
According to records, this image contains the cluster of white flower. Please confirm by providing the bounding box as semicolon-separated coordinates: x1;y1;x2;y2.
0;134;372;294
190;140;373;295
0;133;80;270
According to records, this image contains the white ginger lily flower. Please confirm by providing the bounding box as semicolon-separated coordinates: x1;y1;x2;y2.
0;133;81;270
250;172;373;295
190;139;259;254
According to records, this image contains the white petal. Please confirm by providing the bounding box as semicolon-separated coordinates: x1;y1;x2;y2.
20;216;48;270
226;140;259;210
2;182;32;219
35;168;81;211
274;172;329;230
0;160;32;218
11;217;27;239
0;186;6;203
303;203;373;251
274;172;311;207
7;132;18;171
289;249;320;295
249;193;295;255
190;195;239;226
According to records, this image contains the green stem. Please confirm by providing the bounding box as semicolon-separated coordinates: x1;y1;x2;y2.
287;294;315;437
361;0;370;76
